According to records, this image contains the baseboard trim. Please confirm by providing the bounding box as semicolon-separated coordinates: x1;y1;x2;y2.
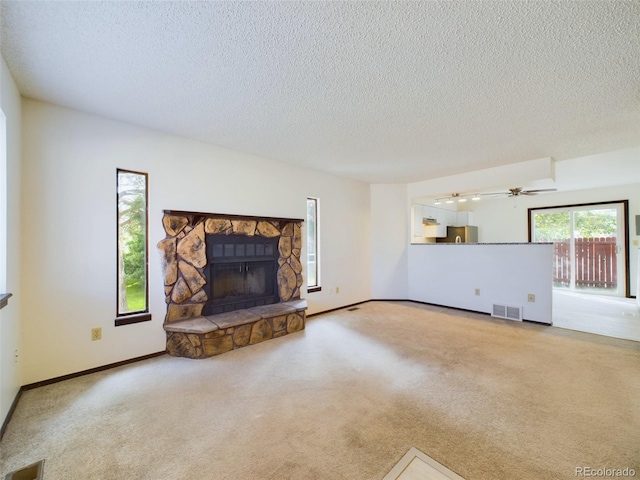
21;351;167;391
370;298;411;302
307;298;535;323
307;298;452;318
1;387;24;440
1;351;167;439
373;299;551;324
394;299;491;317
306;300;371;318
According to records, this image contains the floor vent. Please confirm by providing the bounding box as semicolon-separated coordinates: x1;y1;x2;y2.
5;459;45;480
347;307;360;311
492;304;523;322
383;447;465;480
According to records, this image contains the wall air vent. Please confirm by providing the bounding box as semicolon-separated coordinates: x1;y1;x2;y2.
492;303;523;322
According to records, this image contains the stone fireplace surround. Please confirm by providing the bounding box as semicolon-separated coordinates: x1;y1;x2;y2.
157;210;307;359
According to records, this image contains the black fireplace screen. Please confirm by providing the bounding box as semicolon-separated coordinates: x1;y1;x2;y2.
211;261;273;301
204;235;279;315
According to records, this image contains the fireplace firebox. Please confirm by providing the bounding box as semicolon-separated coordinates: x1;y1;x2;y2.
203;235;279;315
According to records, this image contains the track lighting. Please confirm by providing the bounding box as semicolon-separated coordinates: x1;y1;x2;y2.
434;192;481;205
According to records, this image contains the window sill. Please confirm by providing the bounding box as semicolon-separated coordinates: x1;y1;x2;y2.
307;286;322;293
115;312;152;326
0;293;13;311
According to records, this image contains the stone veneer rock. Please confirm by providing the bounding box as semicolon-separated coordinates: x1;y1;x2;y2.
165;300;307;359
157;211;306;358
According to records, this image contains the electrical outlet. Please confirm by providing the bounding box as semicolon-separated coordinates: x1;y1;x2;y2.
527;294;535;303
633;239;639;247
474;288;480;296
91;327;102;341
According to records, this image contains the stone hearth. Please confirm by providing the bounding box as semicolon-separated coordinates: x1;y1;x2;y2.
165;299;307;359
157;210;306;358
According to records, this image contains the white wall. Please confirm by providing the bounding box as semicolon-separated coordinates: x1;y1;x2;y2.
370;184;408;299
408;243;553;324
0;55;22;425
20;99;371;384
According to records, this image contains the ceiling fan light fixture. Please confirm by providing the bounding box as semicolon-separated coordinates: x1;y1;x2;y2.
458;197;467;203
472;194;481;201
479;187;557;198
445;198;454;204
434;199;442;205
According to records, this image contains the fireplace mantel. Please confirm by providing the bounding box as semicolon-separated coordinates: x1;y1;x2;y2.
163;210;304;228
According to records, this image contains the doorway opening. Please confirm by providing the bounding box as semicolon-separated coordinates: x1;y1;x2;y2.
529;200;629;297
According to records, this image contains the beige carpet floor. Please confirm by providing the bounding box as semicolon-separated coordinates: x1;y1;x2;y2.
2;301;639;480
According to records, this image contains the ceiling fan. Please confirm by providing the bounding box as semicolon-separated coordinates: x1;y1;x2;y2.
481;187;557;197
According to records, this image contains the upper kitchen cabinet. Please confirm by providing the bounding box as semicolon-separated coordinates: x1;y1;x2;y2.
424;206;452;226
412;204;426;237
446;210;457;226
456;211;476;226
412;202;464;241
422;206;438;224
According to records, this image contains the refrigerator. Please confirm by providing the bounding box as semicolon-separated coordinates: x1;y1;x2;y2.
436;226;478;243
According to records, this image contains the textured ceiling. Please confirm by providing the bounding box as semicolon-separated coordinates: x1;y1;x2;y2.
1;1;639;184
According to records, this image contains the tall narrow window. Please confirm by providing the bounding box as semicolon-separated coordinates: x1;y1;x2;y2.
116;169;151;325
307;197;321;292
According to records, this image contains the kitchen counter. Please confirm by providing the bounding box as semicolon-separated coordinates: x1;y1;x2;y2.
410;242;553;245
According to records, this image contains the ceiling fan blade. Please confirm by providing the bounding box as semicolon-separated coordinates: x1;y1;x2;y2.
479;188;556;197
523;188;557;194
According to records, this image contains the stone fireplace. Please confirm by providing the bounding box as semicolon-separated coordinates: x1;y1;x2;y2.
157;210;307;359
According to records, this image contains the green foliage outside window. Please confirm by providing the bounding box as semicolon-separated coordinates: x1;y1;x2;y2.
573;209;617;238
534;209;616;241
118;170;148;314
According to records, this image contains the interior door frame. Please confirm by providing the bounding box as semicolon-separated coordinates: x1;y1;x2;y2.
528;200;630;298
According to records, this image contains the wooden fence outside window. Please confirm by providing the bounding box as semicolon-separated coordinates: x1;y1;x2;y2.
552;237;617;289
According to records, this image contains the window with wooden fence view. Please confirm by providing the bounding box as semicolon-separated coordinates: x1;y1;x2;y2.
531;207;620;293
